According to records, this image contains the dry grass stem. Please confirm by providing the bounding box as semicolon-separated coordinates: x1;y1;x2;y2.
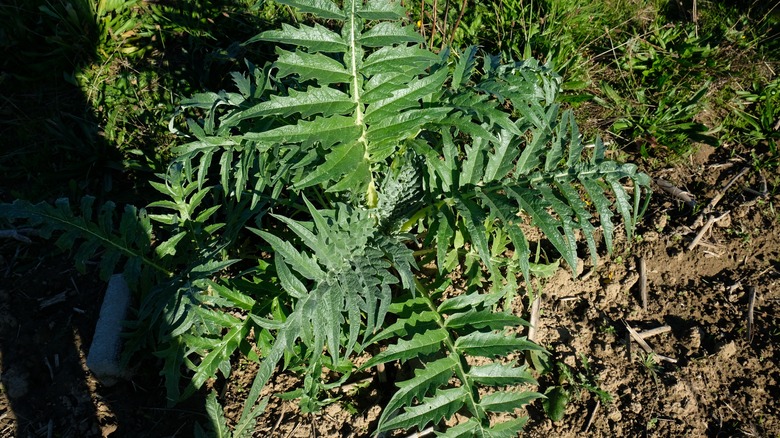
376;363;387;383
688;211;729;251
638;325;671;339
528;295;541;342
39;291;67;309
583;399;600;433
655;179;696;208
625;322;678;364
337;377;372;393
0;229;33;243
639;257;647;311
625;323;653;354
746;286;756;342
691;166;748;228
271;403;287;436
404;427;435;438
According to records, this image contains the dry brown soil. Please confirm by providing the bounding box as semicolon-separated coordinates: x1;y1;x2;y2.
1;144;779;437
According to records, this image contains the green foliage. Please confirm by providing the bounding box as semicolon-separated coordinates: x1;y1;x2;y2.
0;0;651;434
363;285;543;434
726;77;780;169
553;353;613;409
597;22;721;158
409;0;607;92
195;390;269;438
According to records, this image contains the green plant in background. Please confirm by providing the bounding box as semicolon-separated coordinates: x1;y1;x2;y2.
727;77;780;170
598;22;720;159
1;0;650;435
543;354;612;422
408;0;610;94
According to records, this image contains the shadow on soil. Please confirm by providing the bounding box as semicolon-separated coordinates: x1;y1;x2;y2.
0;1;276;435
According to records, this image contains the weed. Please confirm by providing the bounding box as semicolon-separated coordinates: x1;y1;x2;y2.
598;321;617;336
549;353;613;419
638;351;661;383
647;416;658;430
596;21;722;159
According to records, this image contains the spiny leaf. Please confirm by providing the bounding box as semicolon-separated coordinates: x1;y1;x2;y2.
0;198;167;278
326;159;371;193
204;280;256;311
453;197;491;271
434;209;455;273
437;290;501;314
452;46;479;91
315;282;345;362
231;86;354;120
483;416;530;438
484;129;519;182
580;178;616;252
365;68;448;120
275;256;308;299
243;115;360;147
476;189;532;284
294;141;366;189
455;332;543;357
444;309;528;330
542;386;569;422
359;22;424;47
250;23;347;53
155;231;187;258
467;363;536;386
366;107;452;160
362;329;448;370
459;138;486;187
274;49;351;84
479;390;544;413
378;387;468;433
381;356;458;421
276;0;344;20
534;183;578;273
357;0;406;20
362;45;440;75
554;181;598;266
204;391;229;438
189;321;250;391
505;186;577;274
607;175;636;240
434;418;479;438
250;229;324;281
366;308;438;345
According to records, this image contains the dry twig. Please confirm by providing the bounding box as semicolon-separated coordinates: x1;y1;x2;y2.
583;399;600;433
638;325;672;339
655;179;696;208
688;211;729;251
528;294;541;342
271;403;287;437
39;291;67;309
625;322;677;364
639;257;647;311
0;229;33;243
404;427;435;438
746;286;756;343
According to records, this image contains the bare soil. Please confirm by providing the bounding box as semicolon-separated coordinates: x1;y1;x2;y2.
2;143;779;437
